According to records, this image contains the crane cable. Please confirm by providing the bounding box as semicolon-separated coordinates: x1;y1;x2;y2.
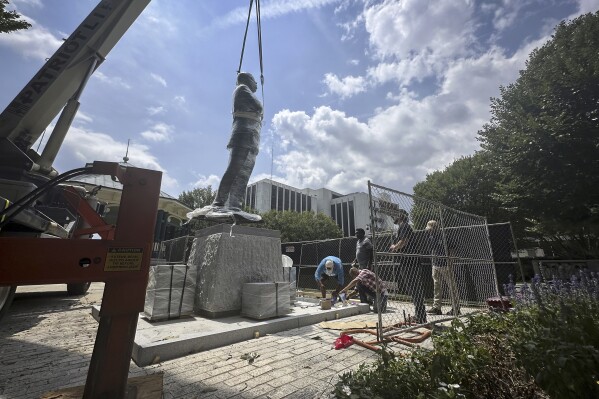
237;0;264;107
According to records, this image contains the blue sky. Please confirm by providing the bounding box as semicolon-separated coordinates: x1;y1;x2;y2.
1;0;597;197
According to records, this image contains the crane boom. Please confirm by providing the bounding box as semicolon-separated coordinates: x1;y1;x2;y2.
0;0;151;153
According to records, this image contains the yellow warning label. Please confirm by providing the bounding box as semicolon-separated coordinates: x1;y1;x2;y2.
105;248;143;271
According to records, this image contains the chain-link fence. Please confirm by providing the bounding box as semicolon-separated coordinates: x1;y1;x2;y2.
155;210;512;335
282;224;520;298
154;235;195;264
534;259;599;280
487;222;524;292
368;182;499;336
282;237;357;292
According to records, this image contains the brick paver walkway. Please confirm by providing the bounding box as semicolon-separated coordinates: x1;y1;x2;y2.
0;284;385;399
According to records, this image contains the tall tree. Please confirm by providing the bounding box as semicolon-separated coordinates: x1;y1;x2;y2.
413;152;507;224
178;186;216;232
478;12;599;257
0;0;30;33
259;210;342;243
178;186;216;210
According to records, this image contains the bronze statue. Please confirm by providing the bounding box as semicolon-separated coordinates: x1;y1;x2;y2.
188;72;263;223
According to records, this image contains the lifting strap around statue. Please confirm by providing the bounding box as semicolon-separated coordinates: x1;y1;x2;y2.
237;0;265;107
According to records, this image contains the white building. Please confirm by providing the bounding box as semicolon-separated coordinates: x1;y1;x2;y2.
245;178;371;237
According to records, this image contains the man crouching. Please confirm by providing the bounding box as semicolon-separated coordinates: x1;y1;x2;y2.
341;267;388;313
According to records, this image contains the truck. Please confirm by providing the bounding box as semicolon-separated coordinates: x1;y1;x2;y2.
0;0;152;322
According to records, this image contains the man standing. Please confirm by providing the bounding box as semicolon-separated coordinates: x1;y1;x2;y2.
351;228;373;270
389;210;427;323
314;255;344;299
341;267;388;312
426;220;460;315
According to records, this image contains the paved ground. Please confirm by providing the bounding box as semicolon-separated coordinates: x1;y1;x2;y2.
0;284;395;399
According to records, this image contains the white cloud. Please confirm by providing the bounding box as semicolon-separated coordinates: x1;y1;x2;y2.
192;174;220;189
323;0;482;99
140;122;173;142
271;34;539;194
147;106;165;116
0;19;61;60
322;73;367;99
74;111;93;124
209;0;341;30
11;0;43;8
338;12;364;41
150;73;167;87
139;2;178;35
363;0;476;60
60;125;178;191
574;0;599;15
93;71;132;90
173;96;186;105
367;54;440;87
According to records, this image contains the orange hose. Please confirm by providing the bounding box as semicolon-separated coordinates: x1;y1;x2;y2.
339;327;432;352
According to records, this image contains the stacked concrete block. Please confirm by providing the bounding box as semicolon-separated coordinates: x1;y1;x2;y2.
188;224;283;318
241;282;291;320
144;264;196;321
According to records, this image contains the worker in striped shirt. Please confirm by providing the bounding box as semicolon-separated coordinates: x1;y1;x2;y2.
340;267;388;312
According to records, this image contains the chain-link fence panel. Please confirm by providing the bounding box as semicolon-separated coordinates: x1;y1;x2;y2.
368;182;499;336
535;259;599;280
155;235;195;264
488;222;524;293
282;237;358;293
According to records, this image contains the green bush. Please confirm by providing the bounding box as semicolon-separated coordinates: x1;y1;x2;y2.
334;272;599;399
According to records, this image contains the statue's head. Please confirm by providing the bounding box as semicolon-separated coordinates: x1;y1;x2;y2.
237;72;258;92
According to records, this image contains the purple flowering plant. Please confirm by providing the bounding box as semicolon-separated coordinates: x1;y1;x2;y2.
501;270;599;397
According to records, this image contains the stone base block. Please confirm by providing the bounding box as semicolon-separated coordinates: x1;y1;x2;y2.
189;224;282;318
241;282;291;320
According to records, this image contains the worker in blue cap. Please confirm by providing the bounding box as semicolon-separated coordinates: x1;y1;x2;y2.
314;255;344;300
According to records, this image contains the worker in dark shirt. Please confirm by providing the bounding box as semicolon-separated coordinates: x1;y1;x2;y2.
389;210;427;323
351;228;373;270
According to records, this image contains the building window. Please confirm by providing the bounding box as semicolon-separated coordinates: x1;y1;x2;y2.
301;194;307;213
251;185;256;210
278;186;283;211
348;200;355;236
330;205;335;221
271;185;277;210
245;186;250;208
297;192;301;211
336;203;342;230
290;190;296;211
284;188;289;211
307;196;312;211
342;202;349;236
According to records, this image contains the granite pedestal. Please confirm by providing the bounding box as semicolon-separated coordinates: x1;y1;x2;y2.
189;224;283;318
